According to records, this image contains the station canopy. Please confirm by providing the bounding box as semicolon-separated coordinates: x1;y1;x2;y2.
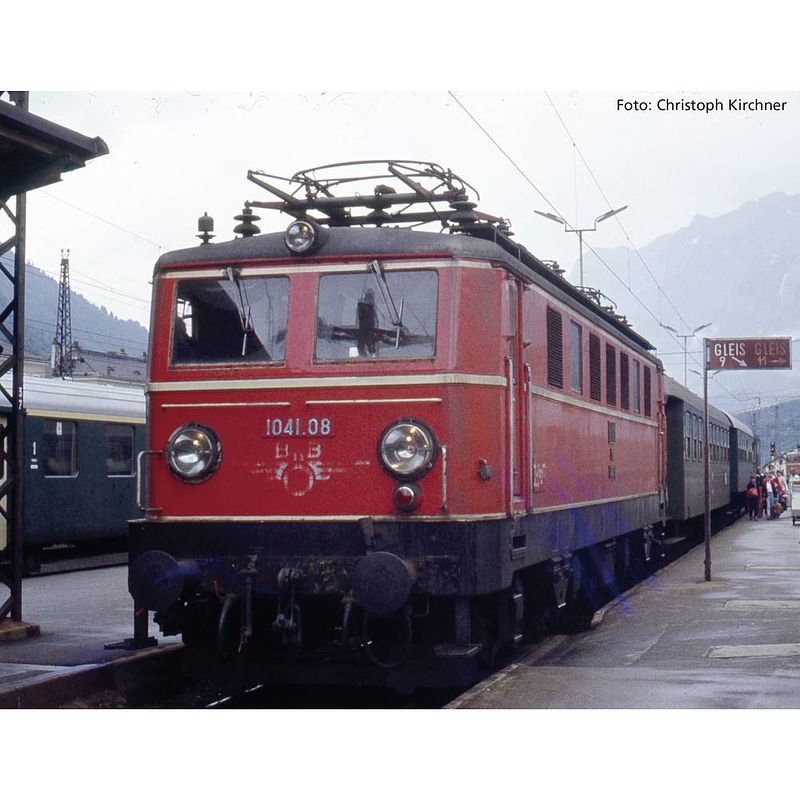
0;96;108;199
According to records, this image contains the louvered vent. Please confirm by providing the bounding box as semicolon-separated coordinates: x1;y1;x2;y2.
644;366;652;417
546;307;563;388
606;344;617;406
589;334;601;401
620;352;630;410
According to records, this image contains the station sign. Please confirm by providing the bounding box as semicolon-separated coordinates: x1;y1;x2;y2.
706;337;792;370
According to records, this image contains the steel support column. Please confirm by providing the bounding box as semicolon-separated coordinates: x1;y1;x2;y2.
0;91;28;622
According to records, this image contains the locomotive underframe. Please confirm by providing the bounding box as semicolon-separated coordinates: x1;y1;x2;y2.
129;494;661;686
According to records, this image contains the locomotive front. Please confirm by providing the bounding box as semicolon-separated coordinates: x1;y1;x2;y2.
129;163;520;685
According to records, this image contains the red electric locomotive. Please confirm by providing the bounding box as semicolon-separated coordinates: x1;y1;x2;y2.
129;161;666;688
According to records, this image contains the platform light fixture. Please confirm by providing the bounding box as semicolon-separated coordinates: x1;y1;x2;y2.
534;205;628;287
661;322;712;387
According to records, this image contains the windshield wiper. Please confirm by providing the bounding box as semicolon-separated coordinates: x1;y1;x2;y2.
226;267;254;355
368;259;405;348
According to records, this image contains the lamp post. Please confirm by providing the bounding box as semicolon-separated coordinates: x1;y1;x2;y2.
661;322;712;387
534;205;628;287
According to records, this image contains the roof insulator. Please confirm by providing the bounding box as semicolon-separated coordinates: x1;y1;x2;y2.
233;206;261;237
197;211;215;244
448;199;479;225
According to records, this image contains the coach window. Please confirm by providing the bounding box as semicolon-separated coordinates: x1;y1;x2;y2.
42;419;77;477
106;424;134;477
316;269;437;360
696;416;702;460
172;275;289;365
570;321;583;393
693;415;699;460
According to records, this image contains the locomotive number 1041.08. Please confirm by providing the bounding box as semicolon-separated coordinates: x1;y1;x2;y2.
264;417;333;437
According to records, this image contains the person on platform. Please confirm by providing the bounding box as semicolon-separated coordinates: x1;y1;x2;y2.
746;475;760;520
755;472;765;519
763;471;775;520
776;470;788;507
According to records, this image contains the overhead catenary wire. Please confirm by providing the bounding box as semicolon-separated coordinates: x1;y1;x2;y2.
40;190;168;251
447;91;564;219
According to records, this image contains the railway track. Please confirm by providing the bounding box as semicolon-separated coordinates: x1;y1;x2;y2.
0;643;461;709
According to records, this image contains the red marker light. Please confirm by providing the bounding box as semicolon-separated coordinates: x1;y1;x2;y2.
393;483;422;513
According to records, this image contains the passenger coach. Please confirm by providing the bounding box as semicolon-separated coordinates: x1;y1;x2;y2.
0;376;145;570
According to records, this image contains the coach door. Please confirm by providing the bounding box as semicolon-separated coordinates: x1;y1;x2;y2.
503;276;526;514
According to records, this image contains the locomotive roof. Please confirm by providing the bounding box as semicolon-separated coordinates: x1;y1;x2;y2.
0;375;145;420
156;226;659;357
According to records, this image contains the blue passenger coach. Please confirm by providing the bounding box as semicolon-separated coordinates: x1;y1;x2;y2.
0;376;145;568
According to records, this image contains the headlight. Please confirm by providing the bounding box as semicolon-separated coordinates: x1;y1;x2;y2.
166;424;222;483
379;420;436;479
284;220;319;254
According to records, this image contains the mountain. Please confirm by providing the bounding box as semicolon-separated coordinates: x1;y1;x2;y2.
0;254;149;358
748;398;800;465
583;191;800;417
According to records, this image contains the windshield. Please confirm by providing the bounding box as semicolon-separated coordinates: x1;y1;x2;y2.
171;275;289;364
315;269;437;360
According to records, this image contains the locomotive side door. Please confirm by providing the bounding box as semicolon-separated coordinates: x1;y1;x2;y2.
503;276;526;514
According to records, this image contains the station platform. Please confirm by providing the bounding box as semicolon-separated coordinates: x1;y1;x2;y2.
451;511;800;708
0;565;167;698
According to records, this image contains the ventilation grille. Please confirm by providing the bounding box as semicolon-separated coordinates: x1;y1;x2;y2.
620;352;630;410
589;334;601;401
546;307;563;388
606;344;617;406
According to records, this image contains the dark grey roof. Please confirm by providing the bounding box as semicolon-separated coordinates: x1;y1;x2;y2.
0;97;108;199
71;347;147;384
